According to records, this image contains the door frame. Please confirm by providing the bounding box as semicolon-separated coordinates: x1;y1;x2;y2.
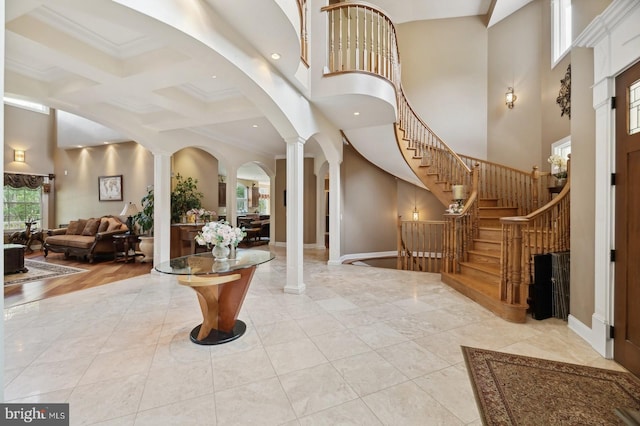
573;0;640;358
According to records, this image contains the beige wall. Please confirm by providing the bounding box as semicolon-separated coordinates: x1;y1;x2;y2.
4;105;55;175
54;142;153;223
4;105;56;228
273;157;316;244
488;1;545;170
274;159;286;242
172;147;219;214
396;17;488;159
341;145;398;254
396;179;445;223
568;0;611;327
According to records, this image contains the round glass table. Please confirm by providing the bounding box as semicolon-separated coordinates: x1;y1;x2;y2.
155;249;274;345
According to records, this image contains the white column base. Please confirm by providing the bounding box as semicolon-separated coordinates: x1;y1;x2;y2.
284;283;307;294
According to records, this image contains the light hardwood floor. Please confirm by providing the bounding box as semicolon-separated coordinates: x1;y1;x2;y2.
4;250;152;308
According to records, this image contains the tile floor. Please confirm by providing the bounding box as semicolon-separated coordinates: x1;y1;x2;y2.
3;247;624;425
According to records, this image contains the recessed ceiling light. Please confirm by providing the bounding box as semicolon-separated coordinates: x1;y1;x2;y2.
211;75;217;79
77;145;83;148
271;53;281;60
252;124;258;128
353;111;360;116
103;141;109;144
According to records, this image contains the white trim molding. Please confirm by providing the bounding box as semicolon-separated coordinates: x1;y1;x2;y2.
574;0;640;358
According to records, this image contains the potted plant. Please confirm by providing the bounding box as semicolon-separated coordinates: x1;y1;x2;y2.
547;154;568;187
171;173;204;223
133;187;154;263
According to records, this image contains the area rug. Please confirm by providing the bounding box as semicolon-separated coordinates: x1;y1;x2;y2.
4;260;87;286
462;346;640;425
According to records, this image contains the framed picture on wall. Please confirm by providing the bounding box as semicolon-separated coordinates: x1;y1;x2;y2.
98;175;123;201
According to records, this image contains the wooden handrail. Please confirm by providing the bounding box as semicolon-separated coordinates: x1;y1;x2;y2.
500;174;571;308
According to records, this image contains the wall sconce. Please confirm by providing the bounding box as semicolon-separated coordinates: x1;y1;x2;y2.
14;150;25;162
505;87;517;109
412;187;419;221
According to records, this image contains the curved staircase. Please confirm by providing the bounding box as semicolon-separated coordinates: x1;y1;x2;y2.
323;2;570;323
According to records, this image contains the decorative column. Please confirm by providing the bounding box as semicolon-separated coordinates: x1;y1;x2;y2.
226;165;238;227
153;152;172;267
327;160;342;265
284;136;306;294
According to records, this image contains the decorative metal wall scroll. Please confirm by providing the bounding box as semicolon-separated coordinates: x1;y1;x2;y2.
556;64;571;119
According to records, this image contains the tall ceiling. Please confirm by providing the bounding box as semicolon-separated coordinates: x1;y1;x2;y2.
4;0;533;182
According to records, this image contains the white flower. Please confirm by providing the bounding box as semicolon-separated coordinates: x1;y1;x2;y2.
547;154;568;178
195;221;246;247
547;154;566;169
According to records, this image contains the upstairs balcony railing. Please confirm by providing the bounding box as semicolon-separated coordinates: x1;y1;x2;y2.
322;1;473;193
297;0;309;66
321;2;399;82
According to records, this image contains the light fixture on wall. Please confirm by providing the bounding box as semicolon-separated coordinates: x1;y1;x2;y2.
14;150;25;162
120;202;139;234
505;87;517;109
412;187;419;221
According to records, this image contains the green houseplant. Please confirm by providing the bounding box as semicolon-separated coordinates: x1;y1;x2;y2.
171;173;204;223
133;187;154;263
133;187;154;236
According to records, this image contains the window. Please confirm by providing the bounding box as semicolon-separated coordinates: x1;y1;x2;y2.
258;187;270;215
4;186;42;231
236;184;248;213
551;0;572;67
552;136;571;161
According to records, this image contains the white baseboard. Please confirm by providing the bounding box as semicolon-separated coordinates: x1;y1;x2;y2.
339;251;397;263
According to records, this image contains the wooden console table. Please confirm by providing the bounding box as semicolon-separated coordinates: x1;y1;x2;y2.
155;249;274;345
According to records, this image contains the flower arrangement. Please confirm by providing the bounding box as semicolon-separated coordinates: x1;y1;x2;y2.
195;221;246;248
187;208;216;222
547;154;567;179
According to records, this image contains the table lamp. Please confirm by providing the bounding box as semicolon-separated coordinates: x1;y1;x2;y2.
120;202;139;234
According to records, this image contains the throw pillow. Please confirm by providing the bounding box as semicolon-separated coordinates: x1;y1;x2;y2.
106;218;122;232
82;218;100;236
75;219;88;234
66;220;79;235
98;218;109;233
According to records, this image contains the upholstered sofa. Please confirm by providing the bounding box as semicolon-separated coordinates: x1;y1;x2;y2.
44;216;128;263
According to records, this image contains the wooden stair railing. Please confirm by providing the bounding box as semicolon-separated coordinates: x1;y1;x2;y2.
321;2;400;82
322;2;571;324
397;218;447;273
500;178;571;310
395;89;475;207
297;0;309;66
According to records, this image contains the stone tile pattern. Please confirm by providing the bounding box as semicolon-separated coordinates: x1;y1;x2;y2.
4;247;624;425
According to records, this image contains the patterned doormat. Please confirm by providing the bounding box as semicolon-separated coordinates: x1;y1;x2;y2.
4;260;87;286
462;346;640;425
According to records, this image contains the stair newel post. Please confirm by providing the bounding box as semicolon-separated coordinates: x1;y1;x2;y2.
442;214;454;273
471;163;480;239
503;218;525;305
531;165;540;211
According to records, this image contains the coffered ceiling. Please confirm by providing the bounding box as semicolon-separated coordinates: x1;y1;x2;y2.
4;0;533;176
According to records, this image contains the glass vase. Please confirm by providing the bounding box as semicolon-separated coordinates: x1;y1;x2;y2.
212;244;230;261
